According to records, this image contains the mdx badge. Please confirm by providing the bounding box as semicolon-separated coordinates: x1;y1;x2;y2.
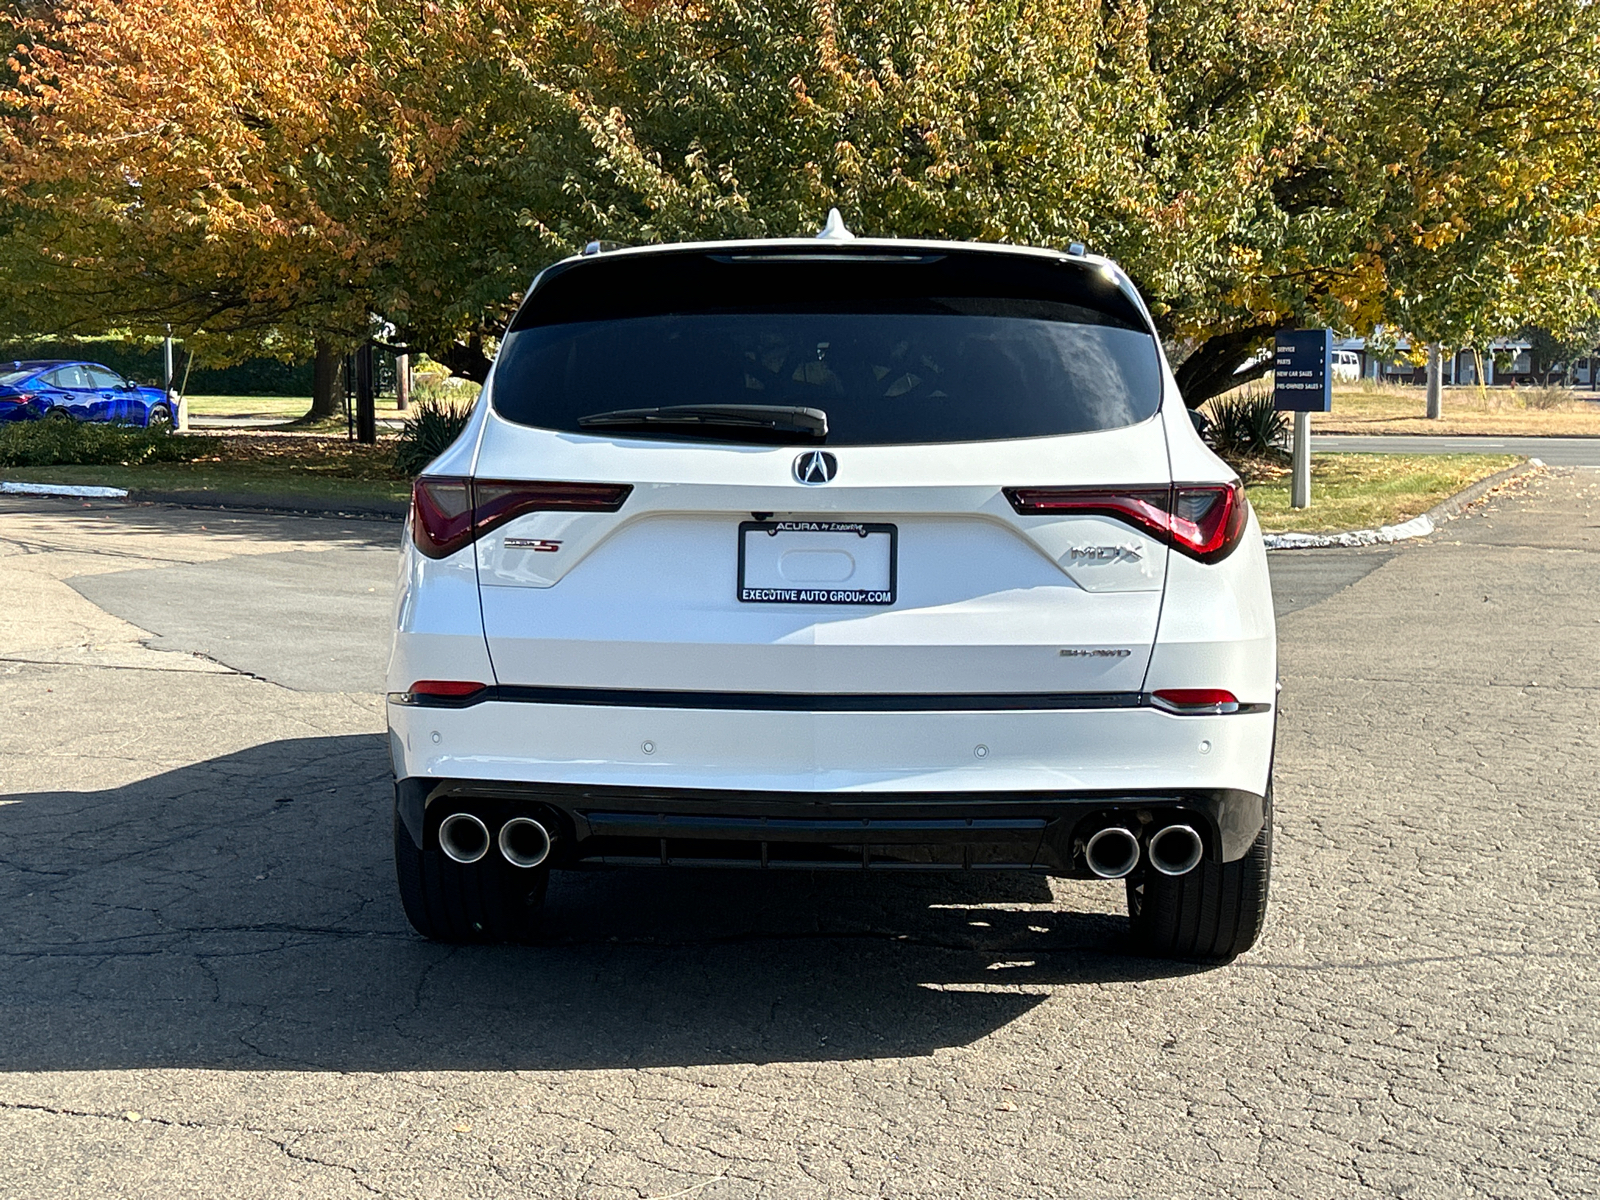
794;450;838;485
504;538;563;552
1068;544;1143;563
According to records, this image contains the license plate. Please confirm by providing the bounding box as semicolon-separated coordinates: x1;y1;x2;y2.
738;520;896;605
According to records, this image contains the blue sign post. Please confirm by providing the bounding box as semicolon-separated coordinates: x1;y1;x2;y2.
1272;329;1334;413
1273;330;1333;509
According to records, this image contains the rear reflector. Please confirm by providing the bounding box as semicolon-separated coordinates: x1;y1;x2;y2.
409;680;487;697
1152;688;1240;715
412;478;632;559
1004;482;1248;563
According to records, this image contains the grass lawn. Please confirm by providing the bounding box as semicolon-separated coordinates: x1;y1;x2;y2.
1310;383;1600;436
180;394;316;420
181;384;479;424
2;432;410;507
1247;453;1520;533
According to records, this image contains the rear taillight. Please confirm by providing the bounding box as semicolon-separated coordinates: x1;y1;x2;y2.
412;478;474;558
411;477;632;559
1152;689;1241;715
1170;483;1248;563
1004;481;1248;564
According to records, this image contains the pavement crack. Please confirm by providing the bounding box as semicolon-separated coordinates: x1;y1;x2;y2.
0;1099;208;1130
258;1133;383;1195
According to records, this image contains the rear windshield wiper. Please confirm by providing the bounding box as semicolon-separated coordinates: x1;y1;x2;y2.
577;404;828;440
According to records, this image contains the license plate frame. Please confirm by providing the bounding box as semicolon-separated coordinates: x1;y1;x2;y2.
737;520;897;606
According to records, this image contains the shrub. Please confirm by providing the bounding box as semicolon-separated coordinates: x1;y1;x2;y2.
1204;388;1288;457
0;418;214;467
1518;384;1575;410
394;397;475;475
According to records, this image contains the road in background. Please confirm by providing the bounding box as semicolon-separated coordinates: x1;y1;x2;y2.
1;474;1596;1199
1316;432;1600;465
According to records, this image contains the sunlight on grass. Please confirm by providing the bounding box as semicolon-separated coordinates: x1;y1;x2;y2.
1;432;411;505
1311;383;1600;436
1248;453;1519;533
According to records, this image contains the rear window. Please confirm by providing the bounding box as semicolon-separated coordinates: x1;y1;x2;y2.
492;249;1162;446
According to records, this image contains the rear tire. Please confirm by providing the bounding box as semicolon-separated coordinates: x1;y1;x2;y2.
1127;788;1272;962
394;810;549;943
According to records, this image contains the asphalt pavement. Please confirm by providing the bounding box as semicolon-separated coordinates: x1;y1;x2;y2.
1315;432;1600;465
0;471;1596;1198
71;544;398;692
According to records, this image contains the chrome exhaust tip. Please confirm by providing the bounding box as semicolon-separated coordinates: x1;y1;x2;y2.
1148;823;1204;876
498;816;552;869
1084;825;1141;879
438;812;491;864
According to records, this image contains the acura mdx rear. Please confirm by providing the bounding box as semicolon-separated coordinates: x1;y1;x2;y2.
387;230;1276;961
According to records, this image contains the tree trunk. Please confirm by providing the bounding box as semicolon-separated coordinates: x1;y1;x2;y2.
1171;324;1280;407
307;339;345;421
435;336;494;385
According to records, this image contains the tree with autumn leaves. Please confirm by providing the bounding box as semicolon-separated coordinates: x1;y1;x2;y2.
2;0;1597;412
0;0;524;414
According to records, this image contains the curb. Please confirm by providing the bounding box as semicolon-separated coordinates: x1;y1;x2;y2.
1420;459;1543;525
1;481;130;499
1263;458;1543;551
130;490;407;520
0;482;405;520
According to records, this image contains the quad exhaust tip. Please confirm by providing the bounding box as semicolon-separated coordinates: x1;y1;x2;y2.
438;812;491;864
498;817;552;869
1148;824;1204;877
1084;825;1141;879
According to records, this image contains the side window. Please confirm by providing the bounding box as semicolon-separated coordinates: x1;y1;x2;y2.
50;366;90;389
85;366;123;389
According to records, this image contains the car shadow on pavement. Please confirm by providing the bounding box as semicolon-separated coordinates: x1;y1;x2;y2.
0;735;1203;1073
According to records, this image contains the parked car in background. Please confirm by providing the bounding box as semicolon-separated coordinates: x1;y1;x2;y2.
0;360;173;428
1331;349;1361;383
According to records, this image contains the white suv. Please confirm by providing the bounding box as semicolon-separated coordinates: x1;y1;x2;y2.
387;231;1276;961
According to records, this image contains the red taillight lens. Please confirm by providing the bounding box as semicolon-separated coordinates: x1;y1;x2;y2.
1003;487;1172;536
411;477;632;560
1004;481;1248;564
1152;688;1240;714
1170;482;1248;563
412;478;474;558
409;680;487;698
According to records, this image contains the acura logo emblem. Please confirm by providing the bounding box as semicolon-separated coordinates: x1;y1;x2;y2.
794;450;838;484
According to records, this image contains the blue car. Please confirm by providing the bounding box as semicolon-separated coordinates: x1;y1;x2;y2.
0;360;174;429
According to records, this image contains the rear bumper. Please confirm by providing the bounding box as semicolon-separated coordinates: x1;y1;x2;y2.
386;697;1276;796
395;777;1269;873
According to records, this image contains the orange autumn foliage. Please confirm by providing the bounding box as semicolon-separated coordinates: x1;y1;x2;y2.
0;0;506;358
